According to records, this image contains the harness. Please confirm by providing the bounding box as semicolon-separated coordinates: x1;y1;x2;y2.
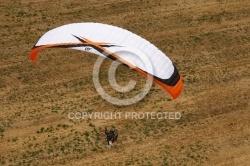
105;129;118;143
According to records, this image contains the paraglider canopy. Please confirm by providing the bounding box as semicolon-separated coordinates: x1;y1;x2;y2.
30;22;182;99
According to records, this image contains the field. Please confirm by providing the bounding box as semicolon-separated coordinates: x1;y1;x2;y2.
0;0;249;165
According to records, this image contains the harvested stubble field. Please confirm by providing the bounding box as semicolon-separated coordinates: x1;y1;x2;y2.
0;0;249;165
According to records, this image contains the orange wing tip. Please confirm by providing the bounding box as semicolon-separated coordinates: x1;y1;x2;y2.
157;75;183;100
171;76;183;99
30;45;50;62
134;67;183;99
171;88;182;99
30;49;39;62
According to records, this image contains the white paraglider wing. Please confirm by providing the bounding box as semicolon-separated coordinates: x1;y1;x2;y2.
30;23;182;99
